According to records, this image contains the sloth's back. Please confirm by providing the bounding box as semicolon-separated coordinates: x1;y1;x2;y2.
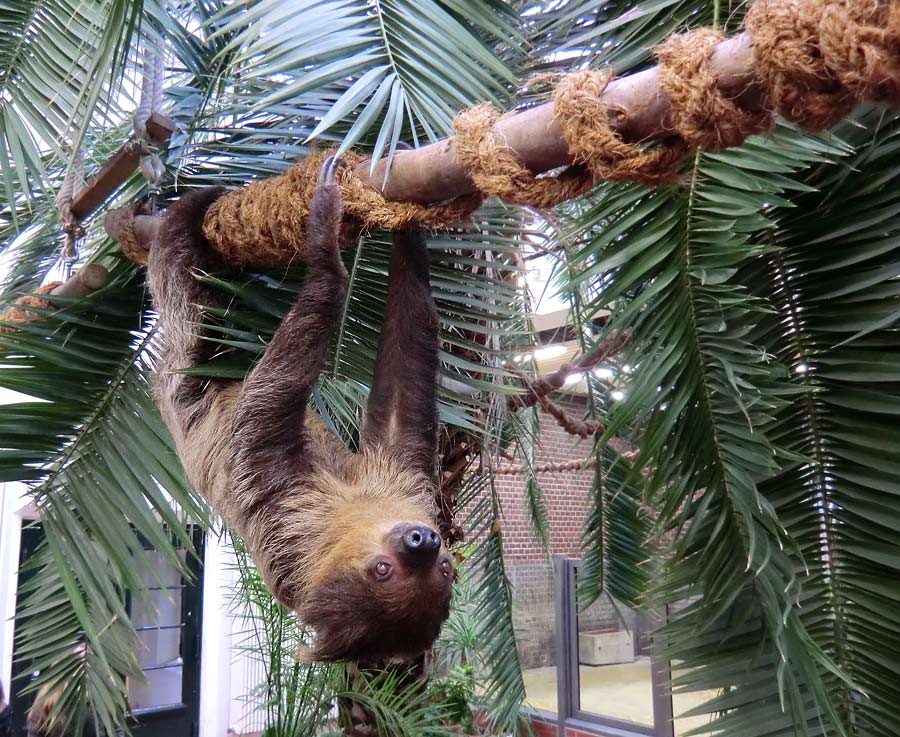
166;382;354;526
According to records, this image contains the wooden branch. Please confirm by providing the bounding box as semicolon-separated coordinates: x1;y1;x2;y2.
103;207;159;254
105;34;759;247
0;266;110;333
49;264;110;298
364;34;758;204
507;331;629;412
71;113;176;222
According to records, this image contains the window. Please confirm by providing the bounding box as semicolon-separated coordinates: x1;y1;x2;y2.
553;557;674;737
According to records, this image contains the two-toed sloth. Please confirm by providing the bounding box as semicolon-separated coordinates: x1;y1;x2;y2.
149;156;452;662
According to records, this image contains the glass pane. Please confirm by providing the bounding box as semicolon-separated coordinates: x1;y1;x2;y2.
576;590;655;726
515;559;558;714
128;550;186;710
672;674;718;736
129;666;184;711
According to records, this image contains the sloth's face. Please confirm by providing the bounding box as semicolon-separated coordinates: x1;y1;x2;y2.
300;521;453;663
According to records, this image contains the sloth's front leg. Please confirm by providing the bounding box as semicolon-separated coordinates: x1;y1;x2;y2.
305;154;348;279
231;155;348;507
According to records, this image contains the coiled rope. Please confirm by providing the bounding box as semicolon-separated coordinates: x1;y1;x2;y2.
115;0;900;267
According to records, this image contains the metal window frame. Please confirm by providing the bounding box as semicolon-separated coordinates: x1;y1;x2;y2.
554;556;674;737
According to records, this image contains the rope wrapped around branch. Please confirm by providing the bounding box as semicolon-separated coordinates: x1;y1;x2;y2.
453;103;594;207
203;150;483;265
111;0;899;267
0;283;63;334
746;0;900;131
0;266;111;334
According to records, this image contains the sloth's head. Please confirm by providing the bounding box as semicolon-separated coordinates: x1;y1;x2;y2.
300;519;453;662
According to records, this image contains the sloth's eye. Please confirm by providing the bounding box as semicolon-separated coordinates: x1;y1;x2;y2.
375;561;392;578
440;559;451;577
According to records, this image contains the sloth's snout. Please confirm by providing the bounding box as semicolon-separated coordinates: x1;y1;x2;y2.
397;524;441;561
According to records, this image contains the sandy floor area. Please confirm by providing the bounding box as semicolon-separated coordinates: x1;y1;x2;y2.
523;658;716;736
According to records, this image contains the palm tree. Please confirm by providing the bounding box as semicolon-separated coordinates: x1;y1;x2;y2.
1;2;898;737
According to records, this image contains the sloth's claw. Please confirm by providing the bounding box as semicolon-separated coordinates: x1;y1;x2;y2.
319;154;345;187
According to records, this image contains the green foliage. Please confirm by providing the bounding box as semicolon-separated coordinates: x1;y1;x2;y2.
559;106;900;737
1;267;208;736
2;2;899;737
229;535;335;737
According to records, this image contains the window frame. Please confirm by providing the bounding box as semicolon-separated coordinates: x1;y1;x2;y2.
553;555;674;737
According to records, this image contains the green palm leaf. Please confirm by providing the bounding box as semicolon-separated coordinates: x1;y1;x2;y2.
211;0;520;164
750;111;900;737
560;125;855;736
1;269;208;733
0;0;143;206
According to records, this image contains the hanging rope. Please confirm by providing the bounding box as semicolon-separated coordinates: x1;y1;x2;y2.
106;0;900;268
133;46;166;212
55;150;85;279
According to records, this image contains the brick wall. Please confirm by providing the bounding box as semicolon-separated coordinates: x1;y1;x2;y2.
488;398;628;669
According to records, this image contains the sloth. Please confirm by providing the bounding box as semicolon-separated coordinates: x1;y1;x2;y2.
25;683;100;737
148;155;453;662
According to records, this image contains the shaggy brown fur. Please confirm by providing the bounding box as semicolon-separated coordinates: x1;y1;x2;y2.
149;156;452;662
25;680;100;737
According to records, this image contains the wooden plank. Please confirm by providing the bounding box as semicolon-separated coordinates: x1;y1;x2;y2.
145;112;176;144
70;144;142;220
69;113;176;222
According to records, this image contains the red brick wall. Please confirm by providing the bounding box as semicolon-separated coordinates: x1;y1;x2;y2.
495;397;596;560
469;397;625;668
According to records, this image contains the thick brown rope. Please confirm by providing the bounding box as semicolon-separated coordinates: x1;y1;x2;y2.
656;29;774;150
746;0;856;130
116;0;899;268
454;103;594;208
492;456;597;475
555;70;692;187
0;283;63;334
819;0;900;106
116;204;150;267
203;150;483;266
746;0;899;131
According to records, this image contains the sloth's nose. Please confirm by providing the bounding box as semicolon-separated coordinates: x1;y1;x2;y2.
401;525;441;559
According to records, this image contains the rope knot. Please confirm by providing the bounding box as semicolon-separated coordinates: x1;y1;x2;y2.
818;0;900;107
554;70;690;187
746;0;854;131
656;29;773;149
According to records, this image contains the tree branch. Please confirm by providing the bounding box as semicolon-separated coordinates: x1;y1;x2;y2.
105;34;759;250
0;266;110;333
507;331;629;412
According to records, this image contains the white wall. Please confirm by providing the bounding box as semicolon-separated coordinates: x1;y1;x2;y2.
198;530;236;737
0;482;32;699
201;534;267;737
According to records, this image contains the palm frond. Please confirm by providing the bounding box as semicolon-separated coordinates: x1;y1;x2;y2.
560;124;853;736
0;0;143;205
748;110;900;737
2;271;208;732
211;0;520;166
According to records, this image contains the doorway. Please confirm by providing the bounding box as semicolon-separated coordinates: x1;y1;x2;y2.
553;556;673;737
9;525;204;737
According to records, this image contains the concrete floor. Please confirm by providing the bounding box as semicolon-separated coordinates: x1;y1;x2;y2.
523;658;716;736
